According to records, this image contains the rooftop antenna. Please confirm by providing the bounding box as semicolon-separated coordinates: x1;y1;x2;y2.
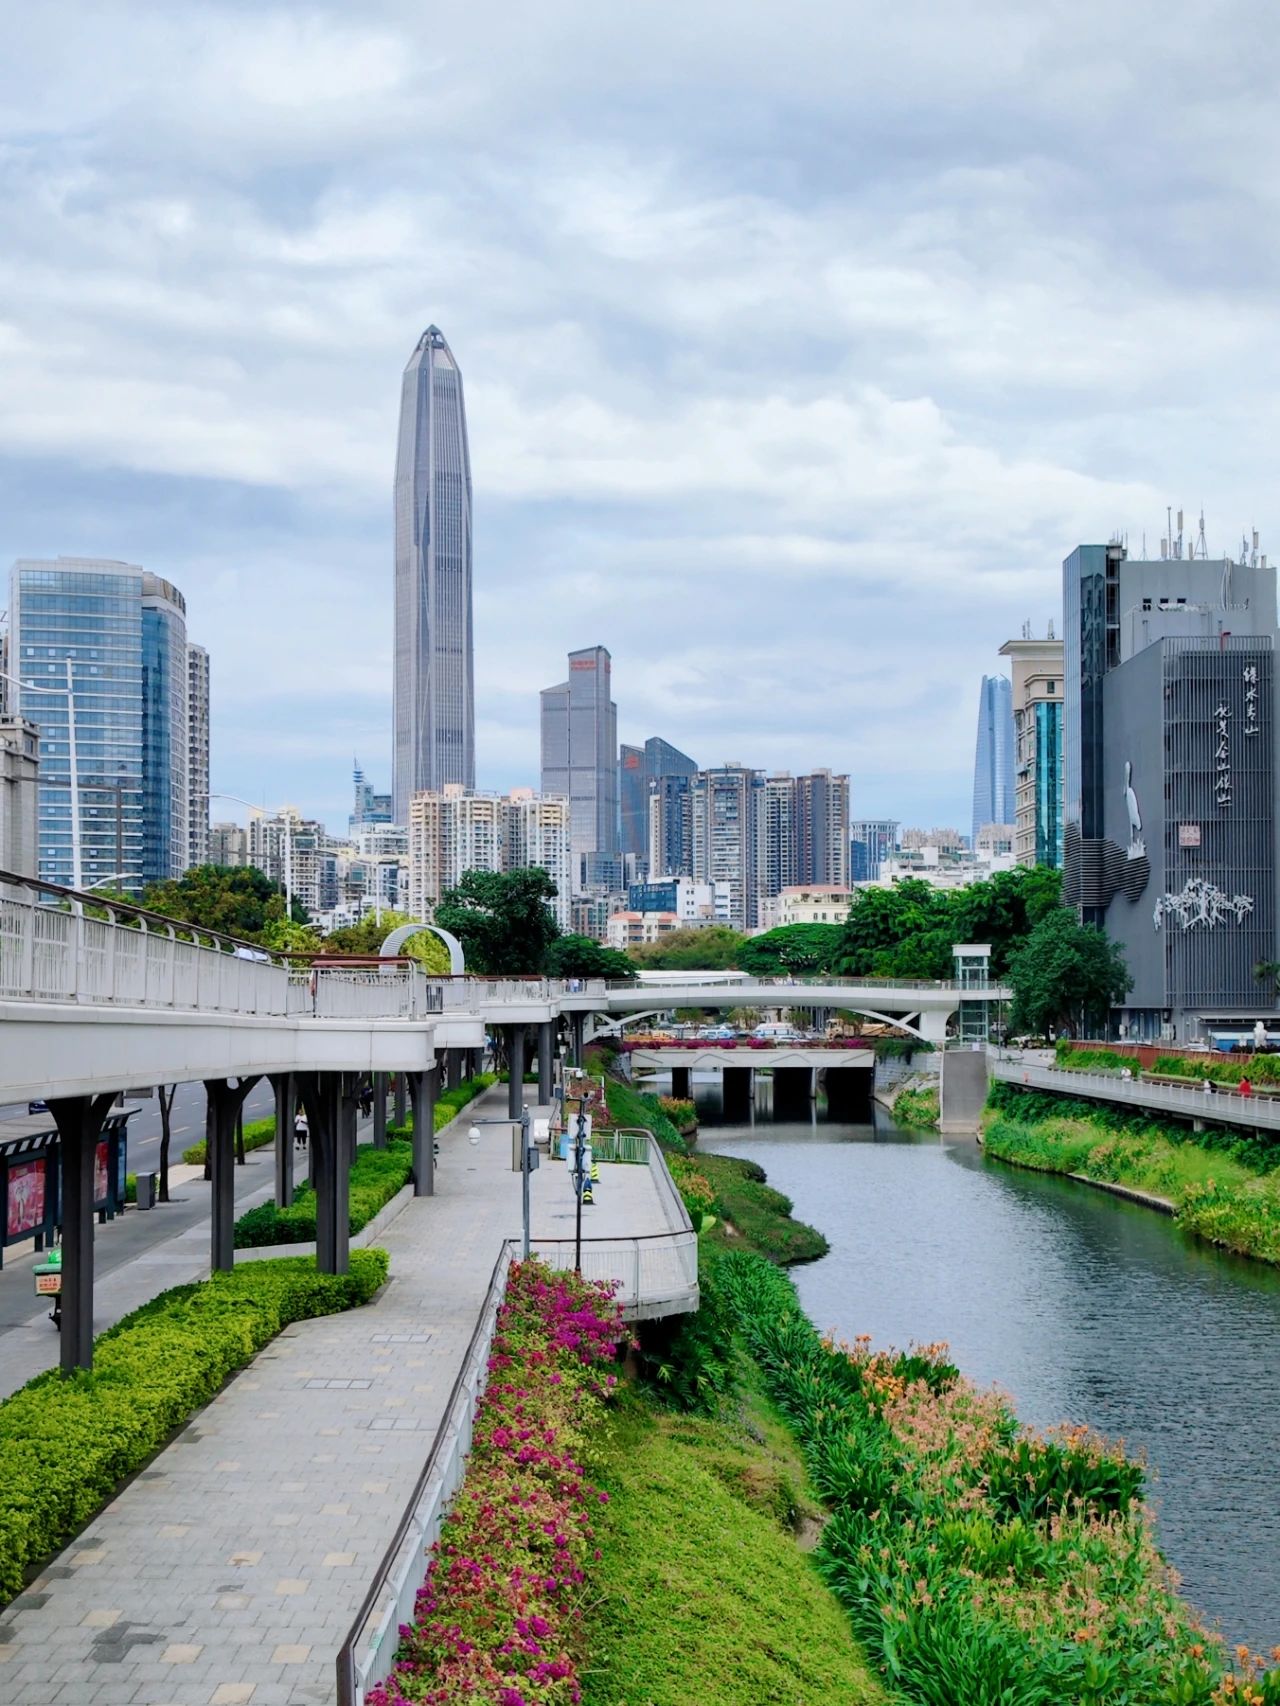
1021;618;1031;639
1195;510;1208;560
1047;616;1056;640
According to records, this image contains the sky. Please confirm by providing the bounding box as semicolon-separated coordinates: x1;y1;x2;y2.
3;0;1278;835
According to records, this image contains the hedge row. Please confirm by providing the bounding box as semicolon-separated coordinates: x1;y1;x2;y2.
0;1250;389;1606
233;1140;414;1247
182;1114;275;1167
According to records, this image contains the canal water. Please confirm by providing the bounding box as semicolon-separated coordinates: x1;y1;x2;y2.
692;1079;1280;1650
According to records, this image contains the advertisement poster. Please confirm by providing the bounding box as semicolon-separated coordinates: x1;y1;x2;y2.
7;1159;47;1240
116;1136;127;1206
94;1141;108;1207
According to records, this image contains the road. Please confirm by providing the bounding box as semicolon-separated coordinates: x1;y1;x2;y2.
1;1077;280;1176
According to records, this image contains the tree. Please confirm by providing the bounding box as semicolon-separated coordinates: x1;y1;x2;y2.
1006;910;1132;1038
834;880;953;978
157;1084;176;1203
143;864;300;940
950;866;1063;975
627;925;747;971
544;934;636;981
736;923;841;977
319;911;452;972
433;867;561;974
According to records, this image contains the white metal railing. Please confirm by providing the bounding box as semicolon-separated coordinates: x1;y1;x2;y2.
287;967;442;1020
337;1243;516;1706
431;976;608;1008
606;975;1010;995
991;1058;1280;1130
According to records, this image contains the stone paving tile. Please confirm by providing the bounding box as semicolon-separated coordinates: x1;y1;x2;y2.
0;1088;682;1704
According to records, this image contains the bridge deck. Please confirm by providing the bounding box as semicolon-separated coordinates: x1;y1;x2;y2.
992;1058;1280;1131
0;1087;691;1706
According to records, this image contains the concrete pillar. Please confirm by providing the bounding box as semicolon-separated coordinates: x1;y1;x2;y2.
508;1027;526;1119
48;1091;116;1375
341;1073;359;1166
407;1069;436;1196
570;1011;585;1068
670;1065;691;1100
373;1073;388;1150
537;1022;554;1102
271;1072;295;1208
299;1074;348;1275
722;1066;754;1121
393;1072;407;1129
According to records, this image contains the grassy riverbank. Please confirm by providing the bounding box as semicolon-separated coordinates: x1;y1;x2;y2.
984;1080;1280;1264
890;1084;940;1130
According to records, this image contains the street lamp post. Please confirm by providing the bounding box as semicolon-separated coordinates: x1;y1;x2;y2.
468;1108;535;1259
572;1103;588;1279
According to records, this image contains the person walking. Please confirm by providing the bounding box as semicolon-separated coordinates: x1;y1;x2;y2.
1240;1076;1254;1099
294;1106;309;1149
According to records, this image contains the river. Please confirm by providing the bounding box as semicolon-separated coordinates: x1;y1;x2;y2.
692;1079;1280;1650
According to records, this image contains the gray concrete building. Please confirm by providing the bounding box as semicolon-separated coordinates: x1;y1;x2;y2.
0;716;40;879
1064;540;1278;1040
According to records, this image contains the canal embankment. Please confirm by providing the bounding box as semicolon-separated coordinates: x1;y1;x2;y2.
983;1079;1280;1265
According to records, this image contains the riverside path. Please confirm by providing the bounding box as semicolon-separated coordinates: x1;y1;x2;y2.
0;1085;692;1706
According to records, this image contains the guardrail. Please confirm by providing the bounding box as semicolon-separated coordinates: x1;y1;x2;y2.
336;1242;515;1706
606;975;1010;994
991;1059;1280;1131
287;967;442;1020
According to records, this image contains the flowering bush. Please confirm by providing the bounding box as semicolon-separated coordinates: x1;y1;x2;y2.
367;1261;624;1706
720;1250;1277;1705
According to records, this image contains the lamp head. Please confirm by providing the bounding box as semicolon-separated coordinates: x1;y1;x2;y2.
468;1124;481;1147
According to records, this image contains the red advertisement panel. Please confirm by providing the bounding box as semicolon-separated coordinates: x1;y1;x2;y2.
7;1159;47;1240
94;1141;109;1206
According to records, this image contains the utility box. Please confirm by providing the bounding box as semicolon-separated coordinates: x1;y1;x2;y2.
511;1125;541;1173
136;1171;158;1210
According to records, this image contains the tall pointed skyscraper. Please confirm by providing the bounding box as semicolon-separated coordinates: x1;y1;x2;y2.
393;326;475;821
971;674;1015;841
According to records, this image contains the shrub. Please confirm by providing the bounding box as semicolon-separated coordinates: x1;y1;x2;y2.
656;1094;697;1134
0;1250;388;1605
368;1260;624;1706
182;1113;275;1166
892;1086;939;1129
234;1139;413;1246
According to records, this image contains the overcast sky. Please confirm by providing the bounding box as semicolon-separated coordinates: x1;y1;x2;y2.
3;1;1276;834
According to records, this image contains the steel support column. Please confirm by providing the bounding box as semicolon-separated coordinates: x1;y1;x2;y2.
271;1072;295;1209
537;1022;554;1102
508;1027;526;1118
373;1073;388;1150
407;1069;436;1196
393;1072;407;1129
204;1077;262;1273
48;1091;117;1375
299;1073;347;1275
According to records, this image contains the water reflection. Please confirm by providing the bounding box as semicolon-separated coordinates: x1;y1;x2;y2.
692;1077;1280;1649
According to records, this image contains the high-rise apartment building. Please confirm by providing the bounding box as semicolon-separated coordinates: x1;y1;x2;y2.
393;326;474;821
540;646;618;892
971;675;1015;843
647;773;694;879
1063;537;1278;1038
620;737;697;868
999;632;1064;868
187;643;210;869
9;557;195;891
761;775;798;897
690;764;764;930
209;820;248;867
794;769;851;888
247;807;337;918
850;819;899;883
408;786;572;931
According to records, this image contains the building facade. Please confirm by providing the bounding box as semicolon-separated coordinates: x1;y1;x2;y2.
775;885;852;926
1063;541;1279;1039
408;786;572;931
187;643;210;869
351;758;393;831
971;674;1015;843
540;645;618;892
393;326;475;820
0;717;40;880
9;557;194;892
998;633;1064;868
620;736;697;871
873;843;1017;889
210;820;248;867
647;772;694;878
850;818;899;882
794;769;851;887
690;764;764;930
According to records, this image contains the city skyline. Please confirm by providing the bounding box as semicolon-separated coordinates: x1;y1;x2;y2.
8;10;1276;834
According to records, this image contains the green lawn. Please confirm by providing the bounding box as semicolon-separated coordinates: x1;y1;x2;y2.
582;1372;883;1706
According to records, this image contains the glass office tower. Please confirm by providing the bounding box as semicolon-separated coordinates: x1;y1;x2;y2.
10;557;190;891
393;326;475;822
971;674;1015;840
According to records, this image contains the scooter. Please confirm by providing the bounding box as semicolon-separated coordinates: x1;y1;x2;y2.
34;1240;62;1330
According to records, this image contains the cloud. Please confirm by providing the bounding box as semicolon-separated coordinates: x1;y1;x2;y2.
1;0;1277;832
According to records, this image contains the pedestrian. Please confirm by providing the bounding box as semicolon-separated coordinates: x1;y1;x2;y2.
294;1106;309;1148
359;1083;374;1118
1240;1076;1253;1098
1201;1077;1214;1096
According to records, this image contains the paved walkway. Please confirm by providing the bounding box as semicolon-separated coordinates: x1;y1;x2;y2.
0;1089;682;1706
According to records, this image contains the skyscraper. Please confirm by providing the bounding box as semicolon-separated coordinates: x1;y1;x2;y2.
620;736;698;871
690;764;764;930
10;557;193;892
351;757;393;832
393;326;474;822
971;675;1015;842
793;769;851;887
998;633;1063;869
540;646;619;891
187;643;210;870
850;818;899;883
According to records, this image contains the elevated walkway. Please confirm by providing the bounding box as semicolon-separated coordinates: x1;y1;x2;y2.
0;1086;695;1706
992;1057;1280;1133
